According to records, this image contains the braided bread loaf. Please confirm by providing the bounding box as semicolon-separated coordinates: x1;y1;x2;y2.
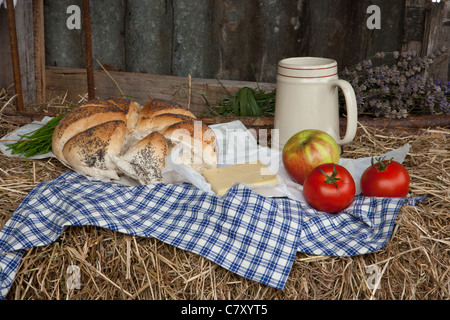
52;97;217;184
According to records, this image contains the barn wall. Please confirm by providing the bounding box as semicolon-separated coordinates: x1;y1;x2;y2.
0;0;36;104
43;0;408;83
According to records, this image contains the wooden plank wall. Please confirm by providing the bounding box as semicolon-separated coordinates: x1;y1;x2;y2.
403;0;450;81
45;66;276;114
43;0;407;84
0;0;36;105
0;0;448;112
422;1;450;82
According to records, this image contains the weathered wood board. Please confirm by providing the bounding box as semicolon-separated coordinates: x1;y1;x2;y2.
43;0;407;83
45;66;276;114
0;0;36;105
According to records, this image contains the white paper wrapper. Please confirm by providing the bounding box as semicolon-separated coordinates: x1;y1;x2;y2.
0;118;410;201
0;117;55;160
162;120;410;201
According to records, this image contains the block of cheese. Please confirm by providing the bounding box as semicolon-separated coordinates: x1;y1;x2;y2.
202;161;278;195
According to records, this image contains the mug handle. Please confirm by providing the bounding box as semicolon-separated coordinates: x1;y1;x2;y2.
330;79;358;145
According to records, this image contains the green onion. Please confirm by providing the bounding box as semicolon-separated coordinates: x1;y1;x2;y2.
5;113;66;158
214;87;276;117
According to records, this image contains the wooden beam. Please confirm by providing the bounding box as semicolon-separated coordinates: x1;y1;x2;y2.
6;0;24;111
422;1;450;81
33;0;46;104
199;114;450;137
45;66;276;114
402;0;427;54
0;0;36;106
82;0;95;100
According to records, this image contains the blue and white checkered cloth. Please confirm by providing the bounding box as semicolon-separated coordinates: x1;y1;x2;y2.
0;171;423;299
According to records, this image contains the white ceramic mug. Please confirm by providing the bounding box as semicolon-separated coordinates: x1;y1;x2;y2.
273;57;358;150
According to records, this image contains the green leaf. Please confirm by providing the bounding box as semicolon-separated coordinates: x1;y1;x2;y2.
214;82;276;117
232;95;240;116
5;113;66;158
247;91;263;116
239;88;250;116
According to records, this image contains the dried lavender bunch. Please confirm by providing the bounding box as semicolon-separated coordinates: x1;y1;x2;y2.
340;46;449;118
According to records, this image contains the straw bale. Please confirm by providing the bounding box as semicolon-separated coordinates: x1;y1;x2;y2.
0;94;448;300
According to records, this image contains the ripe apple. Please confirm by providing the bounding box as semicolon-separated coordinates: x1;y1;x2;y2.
282;129;340;185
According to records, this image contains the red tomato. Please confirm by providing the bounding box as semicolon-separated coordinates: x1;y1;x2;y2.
360;157;410;198
303;163;356;214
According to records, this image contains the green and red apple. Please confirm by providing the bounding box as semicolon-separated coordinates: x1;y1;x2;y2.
282;129;340;185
